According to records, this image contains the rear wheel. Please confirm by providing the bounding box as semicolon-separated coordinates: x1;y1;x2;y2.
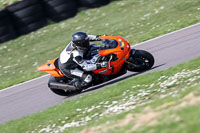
48;76;82;96
126;50;154;72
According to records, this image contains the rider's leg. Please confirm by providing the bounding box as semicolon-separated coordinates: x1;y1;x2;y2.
59;59;92;89
70;68;92;89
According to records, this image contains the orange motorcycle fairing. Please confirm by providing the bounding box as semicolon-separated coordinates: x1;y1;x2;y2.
93;36;131;75
37;35;155;96
38;36;131;76
37;58;64;77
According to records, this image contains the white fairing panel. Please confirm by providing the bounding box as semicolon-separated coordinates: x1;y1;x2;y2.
60;49;71;64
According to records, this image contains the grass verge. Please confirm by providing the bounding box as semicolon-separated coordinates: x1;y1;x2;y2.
0;53;200;133
0;0;21;10
0;0;200;90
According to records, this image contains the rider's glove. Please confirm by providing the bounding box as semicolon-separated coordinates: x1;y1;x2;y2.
96;35;108;41
100;61;108;67
97;34;108;37
97;61;108;69
96;37;101;41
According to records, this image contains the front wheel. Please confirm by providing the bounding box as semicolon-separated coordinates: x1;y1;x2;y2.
126;50;154;72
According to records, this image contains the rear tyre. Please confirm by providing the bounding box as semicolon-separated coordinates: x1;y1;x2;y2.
42;0;78;22
16;20;47;35
6;0;39;12
126;50;154;72
0;33;17;43
48;76;82;96
6;0;47;35
78;0;110;8
0;10;17;43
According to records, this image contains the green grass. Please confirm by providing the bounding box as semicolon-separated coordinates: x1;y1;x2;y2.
0;0;200;132
0;51;200;133
0;0;200;90
130;89;200;133
0;0;21;10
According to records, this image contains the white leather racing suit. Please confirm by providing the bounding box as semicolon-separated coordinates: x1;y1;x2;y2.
58;35;102;88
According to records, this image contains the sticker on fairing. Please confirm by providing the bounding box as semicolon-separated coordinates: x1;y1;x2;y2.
120;42;125;47
98;69;108;74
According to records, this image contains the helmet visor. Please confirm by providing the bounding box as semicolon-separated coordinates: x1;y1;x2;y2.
77;40;89;51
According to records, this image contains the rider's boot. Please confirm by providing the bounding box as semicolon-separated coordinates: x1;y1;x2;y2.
73;81;90;89
68;78;79;85
74;74;92;89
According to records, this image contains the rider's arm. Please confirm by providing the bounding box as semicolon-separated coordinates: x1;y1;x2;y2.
72;50;100;71
88;34;108;42
88;35;101;41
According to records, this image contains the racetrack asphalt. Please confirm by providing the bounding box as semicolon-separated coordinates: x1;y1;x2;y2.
0;23;200;125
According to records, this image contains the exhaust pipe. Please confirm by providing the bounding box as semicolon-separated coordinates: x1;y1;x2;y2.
48;82;77;91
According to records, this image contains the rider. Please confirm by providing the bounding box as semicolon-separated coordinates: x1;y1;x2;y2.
58;32;107;89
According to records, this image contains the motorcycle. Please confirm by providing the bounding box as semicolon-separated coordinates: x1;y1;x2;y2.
38;36;154;96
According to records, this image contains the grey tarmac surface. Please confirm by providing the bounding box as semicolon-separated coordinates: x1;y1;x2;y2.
0;23;200;125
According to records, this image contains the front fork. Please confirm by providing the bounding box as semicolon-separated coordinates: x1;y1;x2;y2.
130;48;136;56
125;49;136;66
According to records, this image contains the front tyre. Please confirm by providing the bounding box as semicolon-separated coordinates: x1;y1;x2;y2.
126;50;154;72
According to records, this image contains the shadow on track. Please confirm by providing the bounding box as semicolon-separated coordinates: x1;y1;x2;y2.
78;63;165;96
